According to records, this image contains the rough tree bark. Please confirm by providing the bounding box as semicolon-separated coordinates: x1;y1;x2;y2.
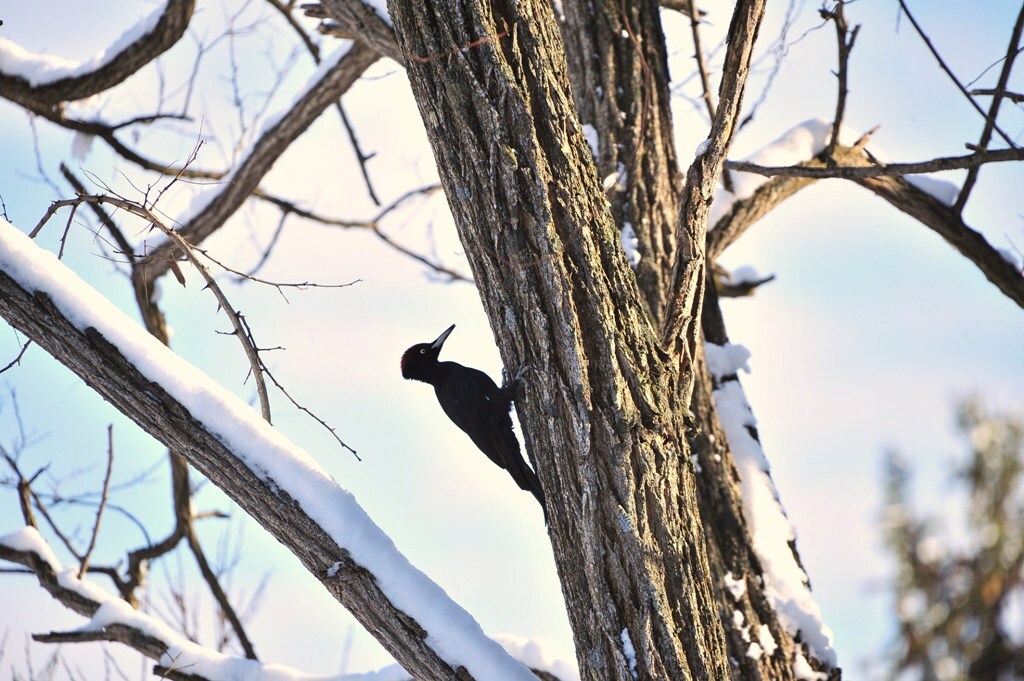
384;0;799;679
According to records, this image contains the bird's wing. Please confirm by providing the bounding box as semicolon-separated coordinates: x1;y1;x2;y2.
435;372;544;500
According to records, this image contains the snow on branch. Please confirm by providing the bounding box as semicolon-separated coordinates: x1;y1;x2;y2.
1;525;578;681
0;217;540;681
704;342;838;670
0;0;195;108
706;119;1024;310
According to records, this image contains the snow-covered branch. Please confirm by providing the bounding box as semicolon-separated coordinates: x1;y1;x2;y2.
1;526;576;681
0;0;195;109
706;121;1024;310
0;218;539;681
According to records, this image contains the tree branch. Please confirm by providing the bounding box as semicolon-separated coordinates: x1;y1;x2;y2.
714;145;1024;310
137;41;380;289
821;1;859;158
896;0;1019;149
0;0;196;109
953;3;1024;213
725;147;1024;179
662;0;767;371
312;0;403;62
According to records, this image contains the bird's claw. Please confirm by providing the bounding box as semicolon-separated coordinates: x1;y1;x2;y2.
502;363;534;390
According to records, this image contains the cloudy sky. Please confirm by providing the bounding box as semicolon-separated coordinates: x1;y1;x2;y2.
1;0;1022;678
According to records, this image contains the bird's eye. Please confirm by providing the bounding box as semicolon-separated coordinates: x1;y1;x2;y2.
419;348;426;354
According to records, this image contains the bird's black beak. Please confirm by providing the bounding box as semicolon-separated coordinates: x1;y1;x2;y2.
431;324;455;350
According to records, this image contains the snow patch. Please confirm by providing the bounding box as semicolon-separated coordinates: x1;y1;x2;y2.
710;119;856;226
704;342;751;381
906;175;959;206
793;650;828;680
758;623;779;657
727;264;764;286
71;131;95;161
582;124;600;158
620;222;641;268
602;164;627;191
620;628;638;680
724;571;747;600
710;117;966;230
0;526;61;571
360;0;393;26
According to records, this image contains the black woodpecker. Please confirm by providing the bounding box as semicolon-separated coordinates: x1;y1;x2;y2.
401;324;546;516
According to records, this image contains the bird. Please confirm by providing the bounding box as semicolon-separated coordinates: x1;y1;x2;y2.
401;324;547;517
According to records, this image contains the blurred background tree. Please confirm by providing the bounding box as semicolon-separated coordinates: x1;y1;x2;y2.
882;399;1024;681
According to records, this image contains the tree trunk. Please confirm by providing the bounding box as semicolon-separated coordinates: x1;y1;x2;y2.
385;0;777;677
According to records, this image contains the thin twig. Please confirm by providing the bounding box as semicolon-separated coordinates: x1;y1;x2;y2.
261;363;360;460
727;146;1024;178
0;340;32;374
78;425;115;579
60;164;137;266
896;0;1018;149
686;0;732;191
0;446;39;529
336;101;382;206
184;525;258;659
687;0;716;121
821;2;859;158
954;3;1024;214
189;243;361;293
35;194;273;422
971;87;1024;103
256;183;469;281
157;228;273;424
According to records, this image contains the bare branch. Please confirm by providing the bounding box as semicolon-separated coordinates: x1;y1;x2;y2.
336;100;382;205
156;225;273;424
138;42;380;288
686;0;715;121
896;0;1019;149
821;2;859;157
726;147;1024;179
183;526;258;659
972;87;1024;103
663;0;767;356
715;145;1024;310
264;0;322;61
0;339;32;374
255;183;469;281
0;447;40;529
954;4;1024;213
35;195;276;424
77;425;115;579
